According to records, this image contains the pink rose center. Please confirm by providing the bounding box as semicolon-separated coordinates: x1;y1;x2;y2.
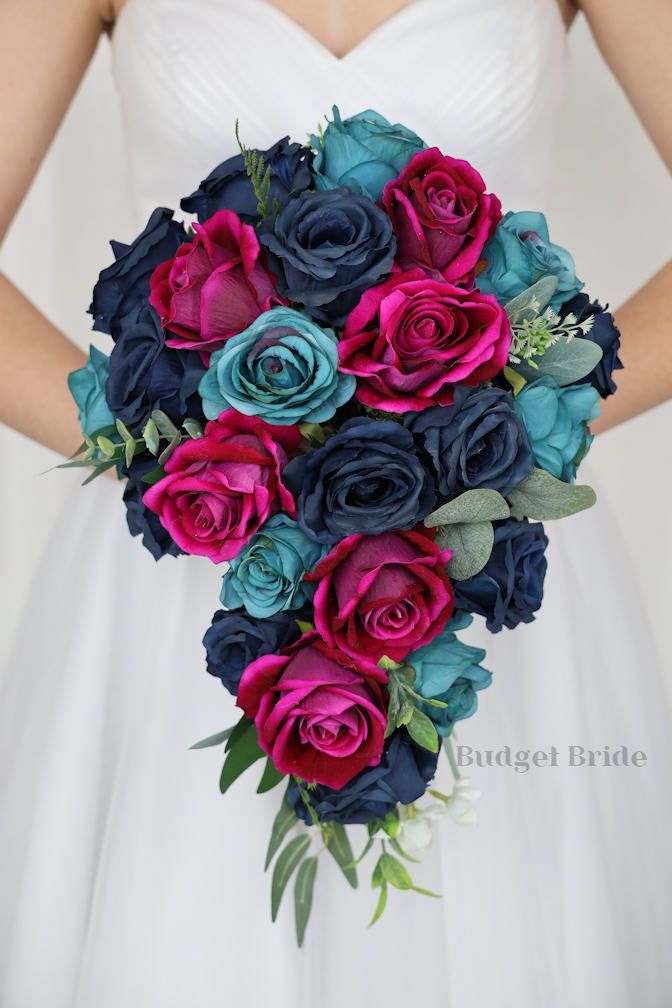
295;689;369;757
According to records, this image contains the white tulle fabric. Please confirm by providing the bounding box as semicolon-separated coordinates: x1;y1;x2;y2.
1;1;671;1005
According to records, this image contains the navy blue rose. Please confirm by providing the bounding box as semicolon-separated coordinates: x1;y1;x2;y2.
181;137;314;225
406;385;534;499
122;455;184;561
454;517;548;632
89;208;187;339
106;303;206;434
258;188;396;326
558;293;623;398
287;728;439;825
202;608;301;696
282;417;435;544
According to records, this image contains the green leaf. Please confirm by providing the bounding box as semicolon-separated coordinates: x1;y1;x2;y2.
265;795;298;870
503;366;528;396
326;823;358;889
226;713;254;752
81;460;117;485
257;757;285;794
183;418;203;439
151;409;179;438
158;433;182;466
143;417;160;456
189;727;234;750
389;836;420;864
411;885;442;898
271;834;311;921
507;467;597;520
406;710;439;753
349;836;375;867
298;422;326;445
368;883;388;927
371;855;385;888
115;418;133;442
124;437;137;469
294;856;318;947
379;853;414;890
425;489;510;527
219;720;264;794
380;808;400;838
504;276;559;325
140;465;166;486
396;700;415;726
436;521;495;581
514;336;603;387
96;435;117;458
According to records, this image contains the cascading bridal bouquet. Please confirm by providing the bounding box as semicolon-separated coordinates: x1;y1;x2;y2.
64;107;622;945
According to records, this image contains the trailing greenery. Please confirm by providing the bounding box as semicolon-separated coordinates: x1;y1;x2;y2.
235;119;280;218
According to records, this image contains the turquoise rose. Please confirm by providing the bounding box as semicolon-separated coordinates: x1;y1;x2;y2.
513;374;600;483
198;306;355;424
478;210;583;311
408;613;492;736
67;345;115;437
219;514;327;619
309;106;426;202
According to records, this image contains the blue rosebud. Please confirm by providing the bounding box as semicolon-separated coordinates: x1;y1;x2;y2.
310;106;426;202
283;416;435;545
89;208;187;339
406;385;534;499
478;211;583;311
258;188;396;326
68;345;115;437
106;303;206;434
513;374;600;483
219;514;327;619
558;293;623;399
181;137;314;225
122;454;184;561
287;728;438;825
408;613;492;736
198;306;355;425
454;518;548;633
202;609;301;696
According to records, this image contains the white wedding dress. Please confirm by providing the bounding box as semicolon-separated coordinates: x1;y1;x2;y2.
1;0;671;1005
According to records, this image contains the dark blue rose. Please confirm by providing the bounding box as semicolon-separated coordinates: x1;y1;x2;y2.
106;303;206;434
122;455;184;561
454;518;548;632
283;417;435;544
287;728;439;825
202;608;302;696
258;188;396;326
181;138;314;225
558;293;623;398
89;208;187;339
406;385;534;499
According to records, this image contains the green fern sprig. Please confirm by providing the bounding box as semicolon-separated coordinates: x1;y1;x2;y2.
235;118;273;218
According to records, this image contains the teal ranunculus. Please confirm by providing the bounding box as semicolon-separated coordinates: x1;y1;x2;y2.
478;210;583;311
309;105;426;202
408;613;492;736
198;306;355;425
513;374;600;483
219;514;327;619
67;345;115;437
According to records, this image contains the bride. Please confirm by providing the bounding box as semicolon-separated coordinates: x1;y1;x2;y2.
1;0;671;1005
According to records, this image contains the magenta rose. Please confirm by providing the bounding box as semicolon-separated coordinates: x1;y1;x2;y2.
338;270;511;412
148;209;284;355
307;528;455;664
237;633;388;789
383;147;501;284
142;410;299;563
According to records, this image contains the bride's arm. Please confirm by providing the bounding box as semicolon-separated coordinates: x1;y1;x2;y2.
573;0;672;433
0;0;114;456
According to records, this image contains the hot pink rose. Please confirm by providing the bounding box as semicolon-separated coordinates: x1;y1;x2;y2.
307;528;455;664
149;209;284;354
383;147;501;284
142;410;299;563
237;633;388;789
338;270;511;412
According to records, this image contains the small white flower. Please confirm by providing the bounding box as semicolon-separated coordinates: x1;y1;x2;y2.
445;777;481;826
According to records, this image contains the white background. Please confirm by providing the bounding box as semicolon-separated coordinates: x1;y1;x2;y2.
0;16;670;687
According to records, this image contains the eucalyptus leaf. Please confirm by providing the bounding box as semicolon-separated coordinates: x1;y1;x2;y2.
368;883;388;927
96;435;116;458
437;521;495;581
143;417;160;456
294;856;318;947
257;757;285;794
271;834;311;921
425;489;510;527
124;438;137;469
326;823;358;889
151;409;179;438
514;337;603;387
158;433;182;466
507;468;597;520
219;720;264;794
265;794;298;870
189;727;234;750
406;710;439;753
504;276;558;325
183;418;204;440
115;418;133;442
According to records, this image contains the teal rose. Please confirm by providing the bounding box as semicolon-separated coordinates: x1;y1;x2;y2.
478;211;583;311
408;613;492;736
219;514;327;618
309;106;426;202
67;345;115;437
198;306;355;424
513;375;600;482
